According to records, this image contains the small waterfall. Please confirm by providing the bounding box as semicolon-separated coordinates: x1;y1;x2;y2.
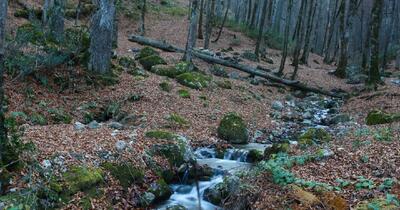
223;149;249;162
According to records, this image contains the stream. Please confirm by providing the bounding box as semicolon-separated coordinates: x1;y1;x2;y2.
156;93;348;210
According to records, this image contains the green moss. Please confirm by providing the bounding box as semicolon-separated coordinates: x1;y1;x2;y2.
298;128;332;146
30;112;48;125
176;72;212;90
148;179;173;201
366;110;400;125
166;113;189;128
145;130;179;140
247;149;263;163
354;197;398;210
264;143;290;158
151;62;191;78
14;8;42;19
102;162;144;188
160;81;173;92
217;112;249;144
178;89;191;98
139;55;167;70
210;65;228;78
48;108;73;124
63;166;103;195
216;80;233;89
136;47;159;60
118;56;136;69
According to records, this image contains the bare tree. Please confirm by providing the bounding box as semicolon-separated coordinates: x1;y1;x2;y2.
0;0;8;164
333;0;348;78
300;0;317;64
89;0;116;74
198;0;204;39
204;0;215;49
367;0;384;88
396;49;400;70
139;0;146;35
43;0;65;41
291;0;307;80
213;0;230;43
255;0;269;58
183;0;199;63
277;0;293;76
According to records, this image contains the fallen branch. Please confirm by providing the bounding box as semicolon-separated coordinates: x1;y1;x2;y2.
128;35;343;98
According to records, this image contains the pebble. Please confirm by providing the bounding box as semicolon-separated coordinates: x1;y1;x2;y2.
74;121;86;131
115;140;127;152
88;120;101;129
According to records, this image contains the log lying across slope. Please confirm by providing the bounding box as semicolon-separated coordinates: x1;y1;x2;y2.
128;35;342;98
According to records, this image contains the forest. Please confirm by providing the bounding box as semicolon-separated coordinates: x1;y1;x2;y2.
0;0;399;209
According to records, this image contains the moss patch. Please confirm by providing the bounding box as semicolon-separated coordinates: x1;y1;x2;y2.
139;55;167;70
62;166;103;195
217;112;249;144
264;143;290;158
102;162;144;188
166;113;190;128
366;110;400;125
136;47;159;60
177;89;191;98
118;56;136;69
148;179;173;202
176;72;212;90
216;80;233;89
298;128;332;146
160;81;173;92
247;149;264;162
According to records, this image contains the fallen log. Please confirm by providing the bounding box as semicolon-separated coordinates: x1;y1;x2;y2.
128;35;342;98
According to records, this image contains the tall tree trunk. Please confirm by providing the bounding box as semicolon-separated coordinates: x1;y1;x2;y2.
333;0;348;78
250;0;259;28
75;0;82;25
381;0;396;72
323;0;340;63
300;0;317;64
361;19;371;71
139;0;146;35
291;0;307;80
367;0;384;88
44;0;65;41
198;0;204;39
255;0;269;58
277;0;293;76
183;0;199;63
396;49;400;70
204;0;215;49
89;0;116;74
213;0;230;43
0;0;8;165
247;0;252;24
321;0;333;55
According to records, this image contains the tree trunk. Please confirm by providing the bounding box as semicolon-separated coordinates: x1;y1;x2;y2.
0;0;8;165
396;49;400;70
323;0;340;63
75;0;82;25
247;0;252;24
44;0;65;41
250;0;259;28
204;0;215;49
89;0;116;74
128;35;342;97
183;0;199;63
198;0;204;39
291;0;307;80
213;0;230;43
139;0;146;35
381;0;396;72
333;0;348;78
300;0;317;65
277;0;293;76
255;0;269;58
367;0;384;88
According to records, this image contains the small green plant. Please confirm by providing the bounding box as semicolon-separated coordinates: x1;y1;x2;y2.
386;194;400;206
355;176;375;190
177;89;190;98
128;94;142;102
166;113;189;128
48;108;73;124
335;178;351;188
360;155;369;163
373;128;393;142
159;81;173;92
379;178;395;190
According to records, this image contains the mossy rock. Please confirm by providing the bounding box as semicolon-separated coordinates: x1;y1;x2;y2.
136;47;159;60
166;204;188;210
160;81;173;92
139;55;167;70
102;162;144;188
217;112;249;144
366;110;400;125
62;166;103;195
151;62;191;78
247;149;264;162
210;65;228;78
177;89;190;98
176;72;212;90
148;179;173;202
118;56;136;69
145;130;179;140
298;128;332;146
48;108;73;124
30;112;48;125
216;80;233;89
354;198;398;210
264;143;290;158
166;113;190;128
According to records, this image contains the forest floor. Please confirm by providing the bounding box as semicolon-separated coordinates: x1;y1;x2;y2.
2;0;400;209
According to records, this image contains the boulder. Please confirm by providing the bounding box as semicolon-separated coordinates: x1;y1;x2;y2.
365;110;400;125
139;55;167;70
272;101;284;111
204;176;240;206
176;72;212;90
148;179;173;202
217;113;249;144
298;128;332;146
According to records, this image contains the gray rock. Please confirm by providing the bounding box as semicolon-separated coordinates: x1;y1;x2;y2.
228;72;240;80
140;192;155;206
204;175;240;205
108;121;123;129
120;114;145;127
272;101;284;111
74;121;86;131
391;79;400;86
41;160;52;169
166;205;187;210
302;112;313;119
115;140;127;152
88;120;100;129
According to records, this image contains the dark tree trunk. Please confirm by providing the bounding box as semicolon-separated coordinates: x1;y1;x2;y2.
333;0;348;78
139;0;146;35
367;0;384;88
277;0;293;76
291;0;307;80
213;0;230;43
183;0;199;63
198;0;204;39
89;0;116;74
323;0;340;63
300;0;317;64
255;0;269;58
250;0;259;28
381;0;396;72
247;0;252;24
0;0;8;165
43;0;65;41
204;0;215;49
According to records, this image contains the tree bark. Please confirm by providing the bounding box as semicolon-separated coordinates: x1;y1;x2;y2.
198;0;204;39
300;0;317;65
139;0;146;35
128;35;342;98
43;0;65;41
0;0;8;165
250;0;259;28
333;0;348;78
323;0;340;63
381;0;396;72
255;0;269;58
89;0;116;74
183;0;199;63
277;0;293;76
291;0;307;80
247;0;252;24
204;0;215;49
396;49;400;70
367;0;384;88
213;0;230;43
